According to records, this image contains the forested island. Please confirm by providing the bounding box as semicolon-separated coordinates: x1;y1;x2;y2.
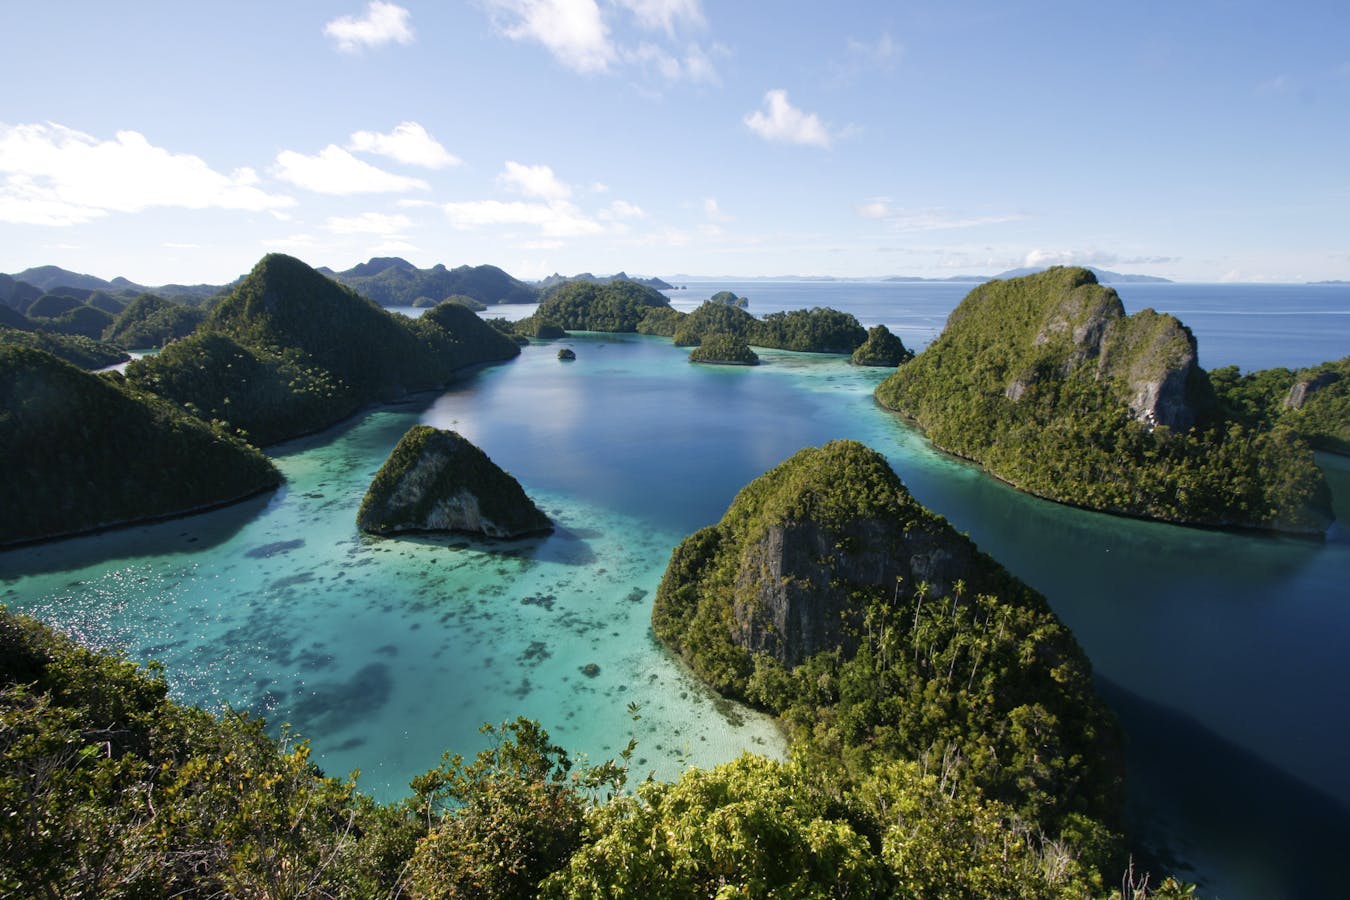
875;267;1335;534
7;254;1341;896
0;254;523;543
0;345;280;546
0;441;1198;897
357;426;551;538
125;254;521;446
511;277;880;356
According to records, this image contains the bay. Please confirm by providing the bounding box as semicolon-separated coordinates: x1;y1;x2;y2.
2;279;1348;899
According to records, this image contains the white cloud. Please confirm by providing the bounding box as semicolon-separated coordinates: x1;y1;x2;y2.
325;212;412;235
486;0;615;73
369;239;420;257
616;0;705;36
1024;248;1119;268
443;199;602;237
348;122;460;169
0;122;293;226
498;161;572;202
265;233;321;252
857;200;1025;231
744;90;832;148
703;197;731;222
857;199;892;220
847;33;901;72
324;2;414;52
629;42;719;84
274;145;429;194
605;199;645;219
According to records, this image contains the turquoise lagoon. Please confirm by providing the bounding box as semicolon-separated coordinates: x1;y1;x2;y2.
3;281;1349;899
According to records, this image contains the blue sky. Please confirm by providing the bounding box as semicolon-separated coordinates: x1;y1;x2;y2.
2;1;1347;284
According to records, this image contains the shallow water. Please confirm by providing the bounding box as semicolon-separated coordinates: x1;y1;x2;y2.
3;281;1348;898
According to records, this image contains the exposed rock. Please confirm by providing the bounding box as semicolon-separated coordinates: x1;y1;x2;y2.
1285;369;1341;410
357;426;550;539
558;347;576;360
654;440;1041;677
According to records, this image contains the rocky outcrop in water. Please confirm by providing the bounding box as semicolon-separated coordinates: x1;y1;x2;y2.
654;440;1041;676
357;426;550;539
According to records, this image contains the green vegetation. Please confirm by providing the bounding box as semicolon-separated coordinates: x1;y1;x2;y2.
29;303;116;340
103;293;205;349
511;317;568;340
125;254;520;446
653;441;1120;840
557;347;576;361
1211;357;1350;455
2;608;1197;897
357;425;551;538
851;323;914;367
875;267;1332;533
688;332;759;365
0;326;129;370
416;293;487;311
636;297;869;356
530;279;671;332
708;289;749;308
0;346;279;545
633;305;685;337
332;259;539;307
752;307;868;353
671;300;757;346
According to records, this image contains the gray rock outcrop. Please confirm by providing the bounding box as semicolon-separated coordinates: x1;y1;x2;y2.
357;426;550;538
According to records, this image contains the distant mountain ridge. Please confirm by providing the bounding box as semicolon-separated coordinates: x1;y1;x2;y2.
536;271;673;291
992;266;1172;284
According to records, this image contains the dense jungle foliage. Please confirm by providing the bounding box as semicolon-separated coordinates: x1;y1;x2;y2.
851;323;914;367
125;254;520;446
687;332;759;365
0;346;279;545
103;293;206;349
1210;357;1350;455
653;442;1121;840
528;279;672;332
0;326;129;369
332;259;539;307
1;608;1197;898
875;268;1332;533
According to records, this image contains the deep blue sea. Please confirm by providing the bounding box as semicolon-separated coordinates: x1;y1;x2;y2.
3;279;1347;899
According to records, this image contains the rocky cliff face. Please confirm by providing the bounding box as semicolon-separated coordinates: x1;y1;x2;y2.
653;441;1041;682
987;268;1213;430
357;426;550;539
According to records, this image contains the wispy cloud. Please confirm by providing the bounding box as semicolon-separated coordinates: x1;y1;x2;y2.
703;197;731;222
485;0;719;83
615;0;705;36
324;2;414;53
274;145;429;195
486;0;615;73
744;90;833;148
498;161;573;202
348;122;460;169
1024;248;1121;268
325;212;413;235
857;200;1024;232
0;122;293;226
442;199;603;237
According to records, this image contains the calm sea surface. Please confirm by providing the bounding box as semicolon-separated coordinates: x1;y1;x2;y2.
3;280;1348;899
